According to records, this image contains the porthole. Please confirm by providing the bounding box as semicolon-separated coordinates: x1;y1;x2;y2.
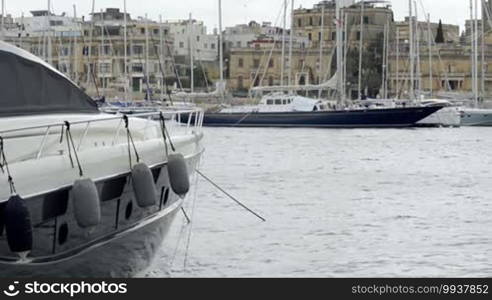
58;223;69;245
125;201;133;220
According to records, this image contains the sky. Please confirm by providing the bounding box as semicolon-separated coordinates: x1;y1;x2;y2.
2;0;477;33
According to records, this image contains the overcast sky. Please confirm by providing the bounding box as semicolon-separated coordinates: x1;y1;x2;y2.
3;0;476;33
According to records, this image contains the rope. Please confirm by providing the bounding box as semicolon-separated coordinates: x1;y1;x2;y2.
63;121;84;177
159;112;176;153
123;115;141;169
0;136;17;195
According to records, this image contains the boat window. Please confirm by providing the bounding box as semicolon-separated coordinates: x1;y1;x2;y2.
275;99;282;105
283;100;287;105
267;100;274;105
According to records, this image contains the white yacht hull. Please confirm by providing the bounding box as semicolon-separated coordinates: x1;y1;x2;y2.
417;107;461;127
460;109;492;126
0;113;204;277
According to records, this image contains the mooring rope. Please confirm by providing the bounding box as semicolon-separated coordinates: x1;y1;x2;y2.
123;115;141;168
63;121;84;177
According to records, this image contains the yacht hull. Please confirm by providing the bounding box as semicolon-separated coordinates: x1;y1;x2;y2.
460;109;492;126
184;106;444;128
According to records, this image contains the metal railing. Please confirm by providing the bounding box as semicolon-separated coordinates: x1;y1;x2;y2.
0;109;204;161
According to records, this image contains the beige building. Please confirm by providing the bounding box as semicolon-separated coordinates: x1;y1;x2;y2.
395;17;460;45
293;0;394;48
388;44;492;97
228;40;334;92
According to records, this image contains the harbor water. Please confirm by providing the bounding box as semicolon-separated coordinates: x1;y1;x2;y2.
144;127;492;277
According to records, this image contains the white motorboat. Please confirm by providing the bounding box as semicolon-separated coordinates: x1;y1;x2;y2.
460;108;492;126
0;41;205;277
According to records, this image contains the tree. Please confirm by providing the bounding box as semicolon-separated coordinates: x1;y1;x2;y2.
435;20;445;44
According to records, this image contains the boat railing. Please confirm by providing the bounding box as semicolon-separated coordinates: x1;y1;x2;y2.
0;109;204;161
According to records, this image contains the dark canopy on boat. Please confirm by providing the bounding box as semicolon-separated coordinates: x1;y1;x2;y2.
0;41;99;117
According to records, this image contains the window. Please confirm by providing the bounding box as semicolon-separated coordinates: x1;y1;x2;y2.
196;36;200;42
238;58;244;68
357;31;361;40
132;63;143;73
99;63;111;74
153;29;159;35
297;18;302;27
269;76;274;86
309;17;313;26
267;99;274;105
253;59;260;68
237;76;244;89
211;43;216;49
331;32;336;41
237;41;241;47
133;45;143;55
308;33;312;41
318;32;322;41
275;99;282;105
363;16;369;24
140;28;145;35
179;42;185;48
269;59;274;68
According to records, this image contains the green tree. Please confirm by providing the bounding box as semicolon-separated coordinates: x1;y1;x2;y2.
435;20;445;44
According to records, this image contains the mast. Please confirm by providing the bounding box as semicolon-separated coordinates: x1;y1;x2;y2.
289;0;294;87
218;0;225;99
87;0;95;87
1;0;5;40
100;9;105;92
396;28;400;99
358;0;364;100
47;0;52;65
414;1;421;100
427;14;432;96
280;0;287;87
474;0;479;106
189;13;194;93
318;3;324;98
408;0;414;101
481;0;486;99
343;12;348;100
73;5;78;83
123;0;128;101
382;20;388;99
336;0;344;105
160;14;165;100
145;13;150;100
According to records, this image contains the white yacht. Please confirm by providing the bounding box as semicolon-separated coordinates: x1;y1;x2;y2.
460;108;492;126
0;41;205;277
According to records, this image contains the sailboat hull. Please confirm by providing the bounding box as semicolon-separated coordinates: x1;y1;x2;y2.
185;106;444;128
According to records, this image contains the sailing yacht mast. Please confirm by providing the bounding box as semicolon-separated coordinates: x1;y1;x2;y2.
481;0;486;99
145;13;150;100
288;0;294;87
414;1;421;99
427;14;432;96
73;5;79;83
160;14;165;100
358;1;364;100
408;0;415;101
100;9;105;92
336;0;344;105
123;0;128;101
218;0;225;99
1;0;5;40
280;0;287;87
87;0;95;87
396;29;400;99
46;0;53;65
318;4;324;98
474;0;479;106
189;13;194;93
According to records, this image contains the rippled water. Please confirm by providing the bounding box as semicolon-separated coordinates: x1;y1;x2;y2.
144;127;492;277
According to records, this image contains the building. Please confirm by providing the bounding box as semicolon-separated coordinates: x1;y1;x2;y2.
165;19;218;63
395;17;460;45
293;0;394;48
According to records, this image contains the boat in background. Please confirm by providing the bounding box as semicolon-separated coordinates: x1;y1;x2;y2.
0;41;205;277
183;93;443;128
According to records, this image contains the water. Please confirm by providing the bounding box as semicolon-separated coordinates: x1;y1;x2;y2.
144;127;492;277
